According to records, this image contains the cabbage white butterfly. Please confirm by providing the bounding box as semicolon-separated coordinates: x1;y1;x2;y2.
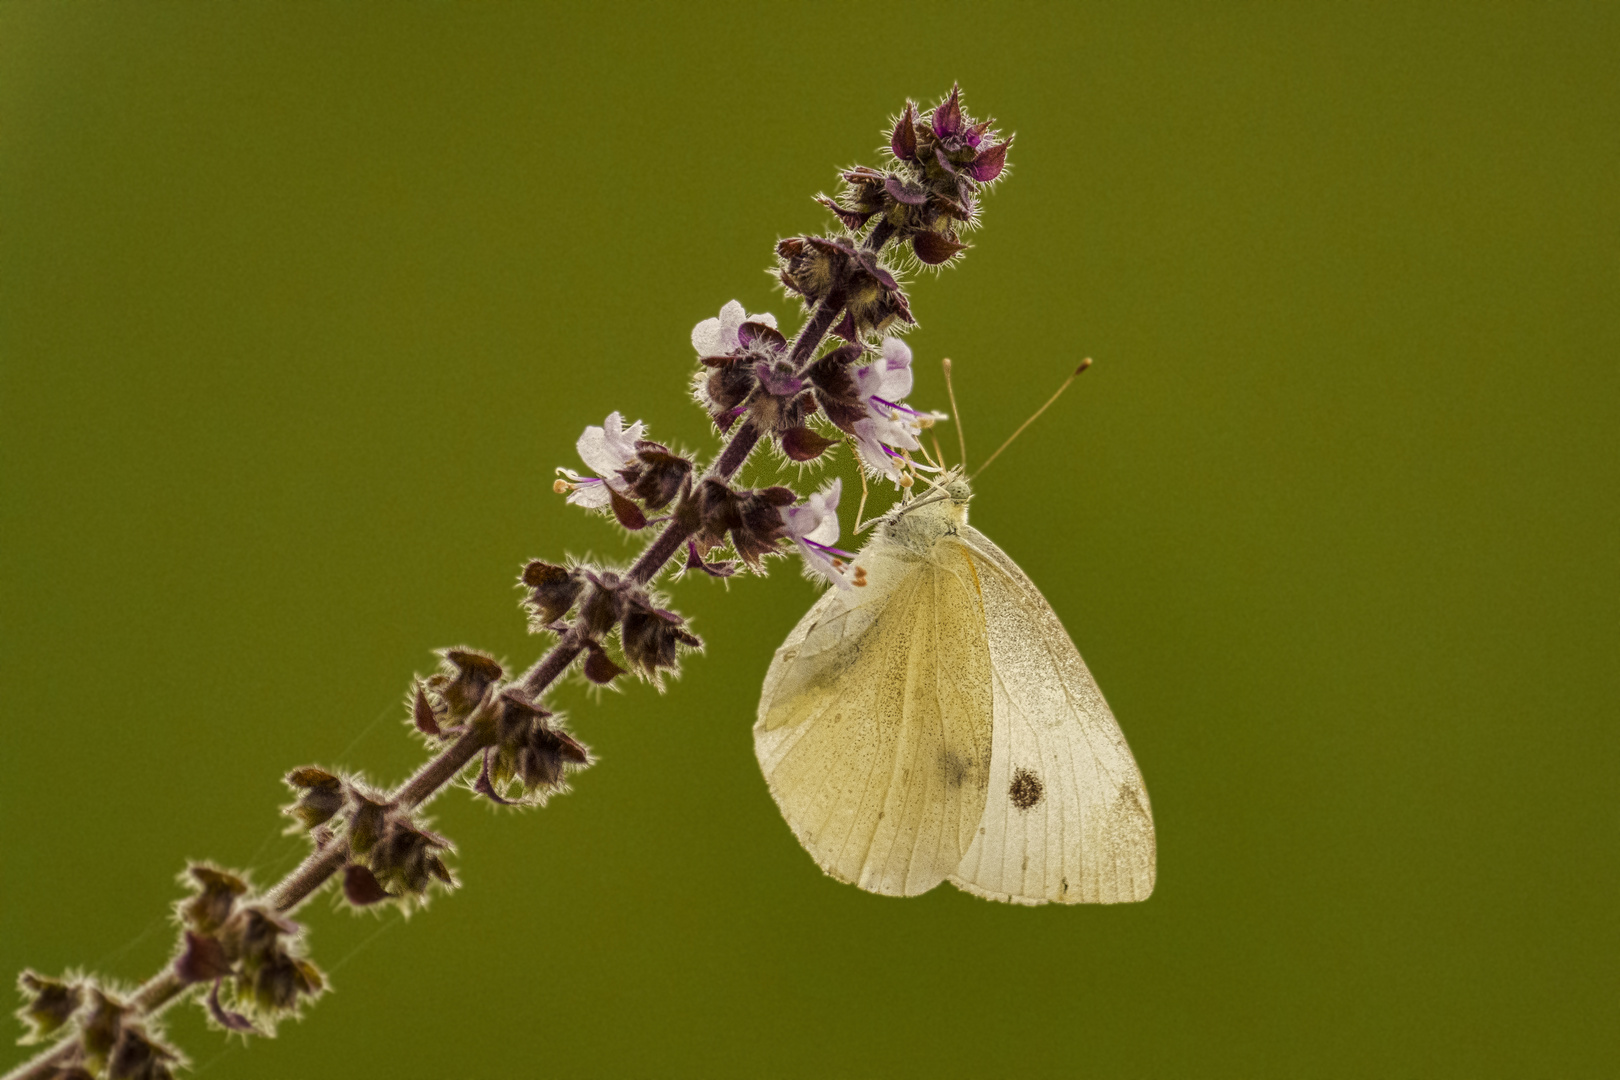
754;364;1155;905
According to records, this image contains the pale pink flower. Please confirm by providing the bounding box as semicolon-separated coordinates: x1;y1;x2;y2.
849;337;944;484
691;299;778;356
778;479;850;589
556;412;645;509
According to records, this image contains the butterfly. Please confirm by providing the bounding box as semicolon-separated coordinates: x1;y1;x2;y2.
754;427;1155;905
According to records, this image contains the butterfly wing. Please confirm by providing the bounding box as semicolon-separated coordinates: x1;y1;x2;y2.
945;526;1156;905
755;539;994;896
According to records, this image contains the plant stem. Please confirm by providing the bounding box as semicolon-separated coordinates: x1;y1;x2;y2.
865;218;895;252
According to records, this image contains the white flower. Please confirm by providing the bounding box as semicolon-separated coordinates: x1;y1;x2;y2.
854;336;916;406
779;478;851;589
851;416;913;485
556;411;644;509
691;299;778;356
849;337;945;484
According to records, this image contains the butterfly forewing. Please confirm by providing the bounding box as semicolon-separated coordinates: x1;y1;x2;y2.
756;544;994;896
946;527;1156;905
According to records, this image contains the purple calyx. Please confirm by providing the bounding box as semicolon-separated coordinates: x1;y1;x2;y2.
755;362;805;397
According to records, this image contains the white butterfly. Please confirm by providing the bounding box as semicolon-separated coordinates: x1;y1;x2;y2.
755;473;1155;905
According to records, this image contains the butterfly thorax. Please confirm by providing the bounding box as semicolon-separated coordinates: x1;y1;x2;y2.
874;478;973;555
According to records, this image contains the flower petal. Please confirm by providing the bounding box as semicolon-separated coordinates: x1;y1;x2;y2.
691;317;726;356
806;483;842;547
577;412;645;480
564;477;613;509
717;299;748;351
602;413;645;462
810;476;841;512
795;540;852;590
877;338;915;399
576;418;618;476
852;418;904;483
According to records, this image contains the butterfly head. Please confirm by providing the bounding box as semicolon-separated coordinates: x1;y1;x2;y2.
880;471;973;551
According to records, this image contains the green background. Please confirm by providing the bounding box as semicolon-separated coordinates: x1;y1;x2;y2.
3;4;1615;1077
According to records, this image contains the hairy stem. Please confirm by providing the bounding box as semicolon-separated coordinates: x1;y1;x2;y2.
865;217;896;252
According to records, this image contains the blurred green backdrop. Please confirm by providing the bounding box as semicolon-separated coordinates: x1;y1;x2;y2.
2;3;1615;1077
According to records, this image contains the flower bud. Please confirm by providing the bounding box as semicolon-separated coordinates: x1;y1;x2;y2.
700;354;757;432
344;789;390;857
521;560;588;625
16;971;82;1043
620;596;702;677
174;930;232;985
618;441;693;511
368;818;454;897
79;988;129;1063
250;953;322;1014
200;904;321;1033
495;686;551;744
410;681;442;737
694;479;743;548
804;343;867;430
229;907;300;970
283;767;345;830
106;1022;180;1080
181;865;250;934
432;649;504;722
512;722;589;789
780;234;915;340
579;571;628;637
732;487;796;565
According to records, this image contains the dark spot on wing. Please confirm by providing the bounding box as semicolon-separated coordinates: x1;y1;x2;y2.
940;749;984;790
1009;767;1044;811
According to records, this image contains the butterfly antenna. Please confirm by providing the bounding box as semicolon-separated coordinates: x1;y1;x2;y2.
942;358;968;469
971;359;1092;480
